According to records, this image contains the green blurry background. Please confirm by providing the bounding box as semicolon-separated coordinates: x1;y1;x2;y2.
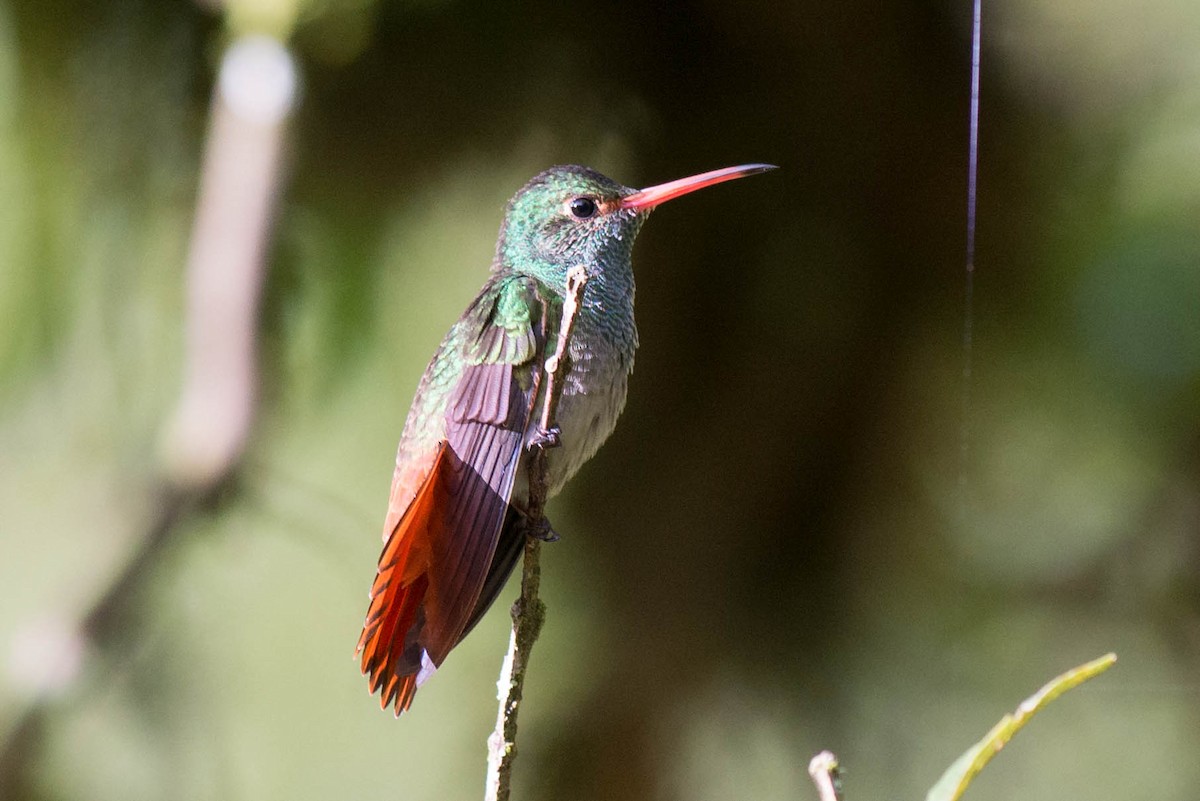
2;0;1199;799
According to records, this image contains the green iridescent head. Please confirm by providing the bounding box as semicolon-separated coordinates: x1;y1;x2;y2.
494;165;646;288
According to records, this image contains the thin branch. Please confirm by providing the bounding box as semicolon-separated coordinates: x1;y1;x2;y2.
484;265;590;801
808;751;843;801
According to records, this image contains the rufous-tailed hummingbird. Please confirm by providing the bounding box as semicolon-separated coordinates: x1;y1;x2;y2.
357;163;776;714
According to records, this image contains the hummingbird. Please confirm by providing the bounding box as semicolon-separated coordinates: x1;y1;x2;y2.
357;162;776;714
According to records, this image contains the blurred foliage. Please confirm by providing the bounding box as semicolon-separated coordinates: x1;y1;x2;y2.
1;1;1198;801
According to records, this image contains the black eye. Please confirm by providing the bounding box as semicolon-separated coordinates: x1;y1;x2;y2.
569;197;597;219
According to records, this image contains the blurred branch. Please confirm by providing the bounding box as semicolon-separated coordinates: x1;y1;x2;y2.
0;487;197;796
808;751;843;801
484;265;590;801
161;34;297;488
0;33;297;796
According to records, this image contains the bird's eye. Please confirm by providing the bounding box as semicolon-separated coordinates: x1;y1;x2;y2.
568;197;598;219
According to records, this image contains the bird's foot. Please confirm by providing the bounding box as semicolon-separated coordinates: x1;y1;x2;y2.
522;515;560;543
528;425;562;452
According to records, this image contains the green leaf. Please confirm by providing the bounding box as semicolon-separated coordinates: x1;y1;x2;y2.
925;653;1117;801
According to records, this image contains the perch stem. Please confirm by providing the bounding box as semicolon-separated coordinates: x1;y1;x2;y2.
484;265;590;801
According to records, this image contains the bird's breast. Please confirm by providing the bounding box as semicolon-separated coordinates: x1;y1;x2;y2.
517;316;635;500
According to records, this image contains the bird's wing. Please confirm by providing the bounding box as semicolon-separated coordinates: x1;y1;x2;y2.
358;275;548;714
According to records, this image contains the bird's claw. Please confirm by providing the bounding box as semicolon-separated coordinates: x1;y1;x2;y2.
523;516;560;543
529;425;562;451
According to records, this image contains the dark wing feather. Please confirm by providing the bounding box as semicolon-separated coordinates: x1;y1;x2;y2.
459;506;524;641
419;409;524;663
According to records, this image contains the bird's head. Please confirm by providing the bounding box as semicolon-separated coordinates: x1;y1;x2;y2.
496;163;776;289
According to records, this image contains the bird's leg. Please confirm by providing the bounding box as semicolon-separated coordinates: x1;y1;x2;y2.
528;424;561;451
512;505;561;543
524;420;559;534
526;516;560;543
